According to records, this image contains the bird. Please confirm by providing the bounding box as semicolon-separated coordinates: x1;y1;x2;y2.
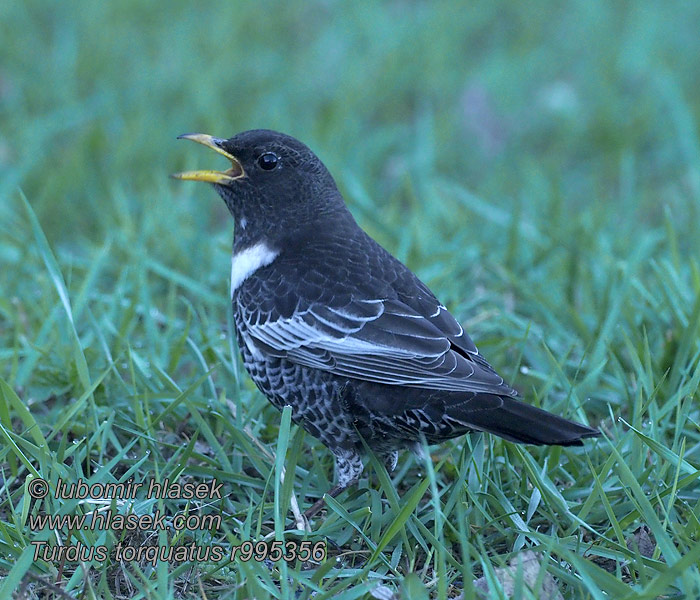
172;129;599;516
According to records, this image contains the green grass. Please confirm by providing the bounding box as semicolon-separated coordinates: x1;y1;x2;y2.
2;1;700;598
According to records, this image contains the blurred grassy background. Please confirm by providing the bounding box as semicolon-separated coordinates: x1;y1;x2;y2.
3;1;699;245
2;1;700;599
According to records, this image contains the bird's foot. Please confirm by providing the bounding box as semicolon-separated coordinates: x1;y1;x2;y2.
304;449;364;520
303;482;354;520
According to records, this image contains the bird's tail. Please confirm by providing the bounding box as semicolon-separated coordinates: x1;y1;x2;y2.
456;395;599;446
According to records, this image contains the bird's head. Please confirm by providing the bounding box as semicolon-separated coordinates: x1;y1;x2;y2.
173;129;344;245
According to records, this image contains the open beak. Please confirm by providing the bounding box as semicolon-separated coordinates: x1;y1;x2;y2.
171;133;245;184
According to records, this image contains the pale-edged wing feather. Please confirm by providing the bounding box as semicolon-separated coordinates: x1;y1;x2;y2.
241;296;514;395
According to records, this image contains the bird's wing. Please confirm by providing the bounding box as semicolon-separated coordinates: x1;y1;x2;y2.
240;295;515;395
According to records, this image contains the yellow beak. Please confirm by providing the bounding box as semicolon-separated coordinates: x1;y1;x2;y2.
171;133;245;184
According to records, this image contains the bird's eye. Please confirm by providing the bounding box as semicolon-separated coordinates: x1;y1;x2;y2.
257;152;279;171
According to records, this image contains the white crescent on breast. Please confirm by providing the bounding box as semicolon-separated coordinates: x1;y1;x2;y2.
231;242;279;298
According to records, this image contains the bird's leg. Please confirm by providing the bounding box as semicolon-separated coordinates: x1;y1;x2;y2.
304;449;363;520
379;450;399;473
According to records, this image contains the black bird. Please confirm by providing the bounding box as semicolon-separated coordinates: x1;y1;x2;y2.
173;130;599;513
